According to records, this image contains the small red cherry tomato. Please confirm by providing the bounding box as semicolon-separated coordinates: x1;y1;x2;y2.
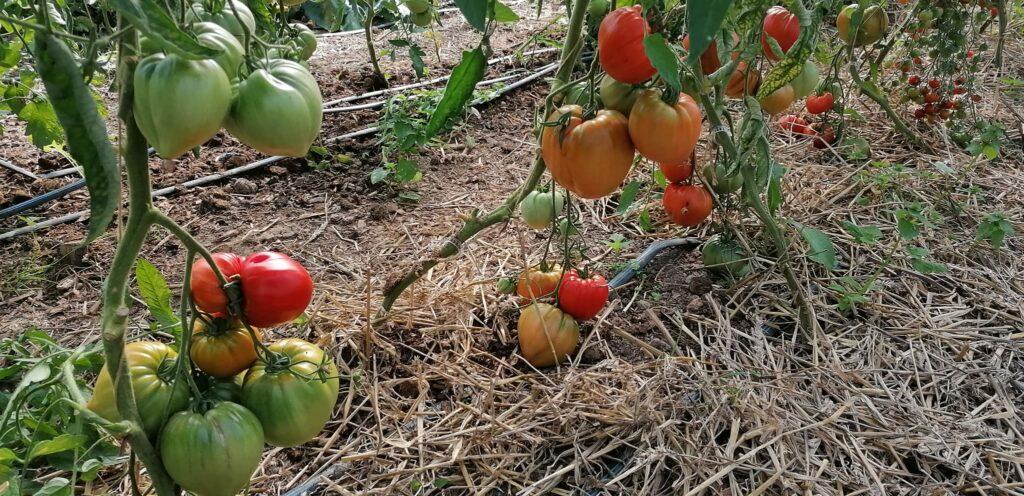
191;252;244;315
239;252;314;327
557;270;610;321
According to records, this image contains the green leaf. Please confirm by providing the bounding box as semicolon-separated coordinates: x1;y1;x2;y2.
370;167;389;184
135;258;179;331
685;0;734;69
0;40;23;71
616;181;641;214
33;477;72;496
976;212;1014;249
767;163;786;213
643;34;680;93
797;224;838;270
18;100;63;147
454;0;487;32
842;221;882;244
33;34;120;246
394;158;422;183
27;435;87;462
638;208;654;232
652;168;667;188
425;47;486;138
895;210;920;240
906;246;947;274
108;0;221;59
493;1;519;22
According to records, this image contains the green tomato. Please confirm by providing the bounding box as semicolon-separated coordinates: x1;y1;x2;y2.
226;59;323;157
160;402;264;496
701;235;752;280
86;341;189;437
403;0;432;14
520;190;565;229
598;74;640;115
588;0;609;18
789;61;819;99
134;53;232;159
411;9;433;27
561;82;598;106
701;162;742;195
241;339;340;447
838;4;889;47
194;22;245;79
186;1;256;42
290;23;317;61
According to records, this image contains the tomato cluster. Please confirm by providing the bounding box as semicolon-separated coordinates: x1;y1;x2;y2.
191;251;314;328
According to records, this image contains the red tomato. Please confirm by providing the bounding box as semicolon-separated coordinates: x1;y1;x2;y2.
663;184;713;227
812;124;836;149
191;253;244;314
777;114;813;139
805;92;834;115
681;35;721;75
761;6;800;61
659;160;693;183
598;6;656;84
557;270;609;321
239;252;314;327
908;75;921;86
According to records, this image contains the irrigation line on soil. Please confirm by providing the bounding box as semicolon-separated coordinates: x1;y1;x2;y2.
0;179;86;221
1;158;39;180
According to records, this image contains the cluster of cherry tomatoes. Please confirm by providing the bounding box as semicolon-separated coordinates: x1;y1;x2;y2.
903;73;976;123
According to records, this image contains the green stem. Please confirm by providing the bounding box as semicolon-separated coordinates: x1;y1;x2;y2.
362;0;386;85
846;44;928;150
379;0;591;317
0;14;91;42
994;0;1007;71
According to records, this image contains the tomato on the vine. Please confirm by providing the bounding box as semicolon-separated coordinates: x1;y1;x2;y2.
812;123;837;149
239;251;314;327
702;235;752;280
518;303;580;367
193;22;244;79
725;61;761;99
598;6;656;84
226;59;323;157
805;92;834;114
628;89;702;165
517;264;563;300
241;339;340;447
681;34;722;76
557;270;609;321
759;84;795;115
160;402;264;496
191;252;244;316
598;74;640;115
190;317;261;378
186;1;256;42
541;105;635;199
659;160;693;183
701;162;742;195
777;114;813;138
762;6;800;60
663;184;713;227
837;4;889;46
520;190;565;230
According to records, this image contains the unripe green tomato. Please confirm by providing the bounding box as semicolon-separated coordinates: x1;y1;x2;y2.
411;9;433;27
562;82;599;106
701;161;742;195
290;23;317;60
701;235;752;279
194;22;245;79
789;61;819;99
838;4;888;46
226;59;323;157
588;0;609;18
403;0;432;14
520;190;565;229
134;53;232;159
186;1;256;42
598;74;640;115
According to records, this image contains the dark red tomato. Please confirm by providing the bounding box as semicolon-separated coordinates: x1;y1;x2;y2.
761;6;799;61
663;184;713;227
777;114;812;138
908;75;921;86
598;6;656;84
659;160;693;183
805;92;834;115
812;124;836;149
191;253;244;314
914;107;926;119
239;252;313;327
557;270;609;321
928;79;940;89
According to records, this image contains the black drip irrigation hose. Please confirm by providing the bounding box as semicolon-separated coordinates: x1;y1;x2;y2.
0;179;86;221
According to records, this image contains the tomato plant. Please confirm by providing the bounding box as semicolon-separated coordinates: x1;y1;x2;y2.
557;270;609;321
541;105;635;199
517;303;580;367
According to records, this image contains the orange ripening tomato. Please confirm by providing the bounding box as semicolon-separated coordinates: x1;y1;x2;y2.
518;303;580;368
759;84;795;115
190;316;262;378
659;160;694;183
663;183;713;227
598;6;656;84
516;264;563;300
725;61;761;99
541;105;635;199
191;252;244;315
628;89;702;166
681;35;721;75
761;6;800;61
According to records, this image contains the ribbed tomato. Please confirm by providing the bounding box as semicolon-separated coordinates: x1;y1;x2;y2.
239;252;314;328
659;160;693;183
540;105;635;199
190;252;244;315
663;183;713;227
186;1;256;41
762;6;800;61
190;317;261;378
725;61;761;99
517;264;563;300
805;92;834;114
598;6;656;84
517;303;580;367
226;59;323;157
241;339;340;447
759;84;795;115
194;22;244;79
87;341;189;436
557;270;609;321
599;74;641;115
681;35;722;75
628;89;702;165
777;114;813;138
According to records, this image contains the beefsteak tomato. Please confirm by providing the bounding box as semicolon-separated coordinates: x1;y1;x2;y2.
598;6;656;84
805;92;834;114
761;6;800;60
598;74;640;115
186;1;256;41
520;190;565;229
663;183;713;227
134;53;231;159
628;89;702;166
517;264;563;300
239;251;314;328
241;339;340;447
290;23;317;61
194;22;244;79
557;270;609;321
226;59;323;157
191;252;244;315
191;316;261;378
160;402;264;496
837;4;889;47
659;160;693;183
87;341;189;436
541;105;634;199
518;303;580;368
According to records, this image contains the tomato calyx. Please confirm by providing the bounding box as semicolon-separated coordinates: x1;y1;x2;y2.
156;357;179;384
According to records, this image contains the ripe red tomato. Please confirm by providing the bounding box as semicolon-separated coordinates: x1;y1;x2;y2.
914;108;926;119
811;124;836;149
191;252;244;315
557;270;609;321
681;34;721;76
239;252;313;327
805;92;834;114
777;114;813;138
598;6;656;84
663;184;713;227
659;160;693;183
908;75;921;86
928;79;940;89
761;6;799;61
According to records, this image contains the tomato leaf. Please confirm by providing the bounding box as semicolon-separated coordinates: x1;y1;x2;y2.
108;0;220;59
425;47;486;138
135;258;181;334
616;181;641;214
494;1;519;22
27;434;87;462
795;223;837;270
643;34;681;93
905;246;947;274
394;158;422;183
33;33;119;245
17;99;63;147
453;0;487;32
684;0;733;69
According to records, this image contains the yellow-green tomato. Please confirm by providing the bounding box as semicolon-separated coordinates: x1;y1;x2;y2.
838;4;889;47
599;74;640;115
789;61;819;99
411;9;433;27
226;59;323;157
134;53;232;159
403;0;432;14
520;190;565;229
